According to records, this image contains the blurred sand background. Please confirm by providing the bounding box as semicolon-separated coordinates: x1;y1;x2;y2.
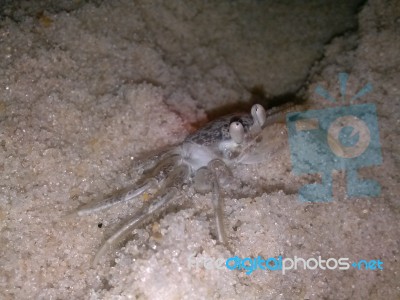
0;0;399;299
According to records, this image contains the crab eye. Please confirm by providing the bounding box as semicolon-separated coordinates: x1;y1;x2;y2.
251;104;267;127
229;121;244;144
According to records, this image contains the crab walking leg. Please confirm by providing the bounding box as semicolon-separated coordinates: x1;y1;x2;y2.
76;179;158;216
92;188;177;265
210;175;227;244
141;153;181;181
208;159;230;244
194;159;230;244
132;148;176;170
93;164;190;265
73;154;182;216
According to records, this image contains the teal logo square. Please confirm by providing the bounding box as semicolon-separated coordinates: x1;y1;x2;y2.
286;73;382;202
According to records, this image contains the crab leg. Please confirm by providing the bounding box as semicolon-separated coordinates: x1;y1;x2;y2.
72;154;181;216
207;159;230;244
194;159;230;245
210;176;227;244
75;179;157;216
93;163;189;265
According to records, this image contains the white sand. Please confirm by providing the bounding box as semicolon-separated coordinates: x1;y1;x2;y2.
0;0;399;299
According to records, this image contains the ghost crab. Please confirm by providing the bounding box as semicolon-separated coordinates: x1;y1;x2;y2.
74;103;280;265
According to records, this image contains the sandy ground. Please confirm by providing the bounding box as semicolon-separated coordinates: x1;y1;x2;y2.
0;0;399;299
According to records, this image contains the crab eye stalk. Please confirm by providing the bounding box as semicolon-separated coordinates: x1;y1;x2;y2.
229;121;244;144
251;104;267;127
